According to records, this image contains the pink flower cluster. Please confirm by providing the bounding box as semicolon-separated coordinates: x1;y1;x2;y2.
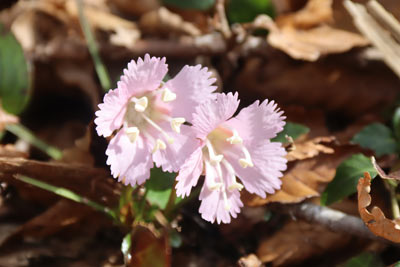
95;54;287;224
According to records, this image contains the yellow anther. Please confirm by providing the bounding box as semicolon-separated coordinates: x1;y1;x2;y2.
228;182;244;191
126;127;140;143
134;96;148;112
170;118;185;133
152;139;167;153
226;130;243;144
161;88;176;102
239;158;254;168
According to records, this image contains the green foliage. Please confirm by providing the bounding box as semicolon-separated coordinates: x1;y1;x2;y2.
342;252;384;267
121;232;132;262
227;0;275;23
321;154;377;206
163;0;215;10
146;168;182;210
352;123;397;157
272;122;310;143
0;25;31;115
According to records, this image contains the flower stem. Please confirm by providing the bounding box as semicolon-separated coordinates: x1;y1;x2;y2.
6;123;62;160
76;0;111;92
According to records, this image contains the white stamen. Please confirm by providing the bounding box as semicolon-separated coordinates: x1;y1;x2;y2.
170;117;185;133
133;96;148;112
239;146;254;168
222;159;244;191
152;139;167;153
205;161;223;190
126;127;140;143
226;129;243;144
141;113;174;144
206;139;224;164
161;88;176;102
223;190;231;211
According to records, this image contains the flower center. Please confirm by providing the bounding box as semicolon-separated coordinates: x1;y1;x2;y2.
123;85;186;153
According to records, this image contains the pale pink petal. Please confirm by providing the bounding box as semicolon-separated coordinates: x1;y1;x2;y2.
106;129;153;186
175;146;204;197
225;99;285;151
224;142;287;198
166;65;217;122
94;88;129;137
192;92;240;139
199;164;243;224
151;124;200;173
120;54;168;96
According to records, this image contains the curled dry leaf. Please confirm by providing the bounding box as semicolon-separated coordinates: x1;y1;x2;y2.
371;156;400;181
140;7;201;37
357;172;400;243
251;0;368;61
286;136;335;162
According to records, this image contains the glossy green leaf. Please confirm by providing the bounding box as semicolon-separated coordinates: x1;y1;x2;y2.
272;122;310;143
163;0;215;10
321;154;377;206
146;168;181;210
227;0;275;23
0;25;31;114
121;232;132;263
352;123;397;157
342;252;384;267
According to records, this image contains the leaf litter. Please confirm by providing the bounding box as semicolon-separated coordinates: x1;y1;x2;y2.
0;0;400;266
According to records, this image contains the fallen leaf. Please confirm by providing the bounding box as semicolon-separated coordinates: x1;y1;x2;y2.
0;144;28;158
286;136;335;162
357;172;400;243
371;156;400;181
140;7;201;37
250;0;368;61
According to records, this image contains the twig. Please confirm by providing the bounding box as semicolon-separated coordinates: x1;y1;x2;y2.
215;0;232;39
272;202;397;245
366;0;400;43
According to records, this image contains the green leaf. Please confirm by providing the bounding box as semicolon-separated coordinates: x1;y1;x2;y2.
271;122;310;143
342;252;384;267
351;123;397;157
227;0;275;23
121;232;132;263
145;168;181;210
163;0;215;10
393;261;400;267
321;154;377;206
0;25;31;114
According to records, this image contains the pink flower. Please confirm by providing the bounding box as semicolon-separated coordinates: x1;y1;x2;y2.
94;54;216;186
176;92;287;224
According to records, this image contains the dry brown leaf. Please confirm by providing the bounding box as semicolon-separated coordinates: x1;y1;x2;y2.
357;172;400;243
0;199;92;246
257;220;352;266
0;157;119;206
244;145;359;206
276;0;333;28
251;0;368;61
140;7;201;37
286;136;335;162
371;156;400;182
110;0;160;17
